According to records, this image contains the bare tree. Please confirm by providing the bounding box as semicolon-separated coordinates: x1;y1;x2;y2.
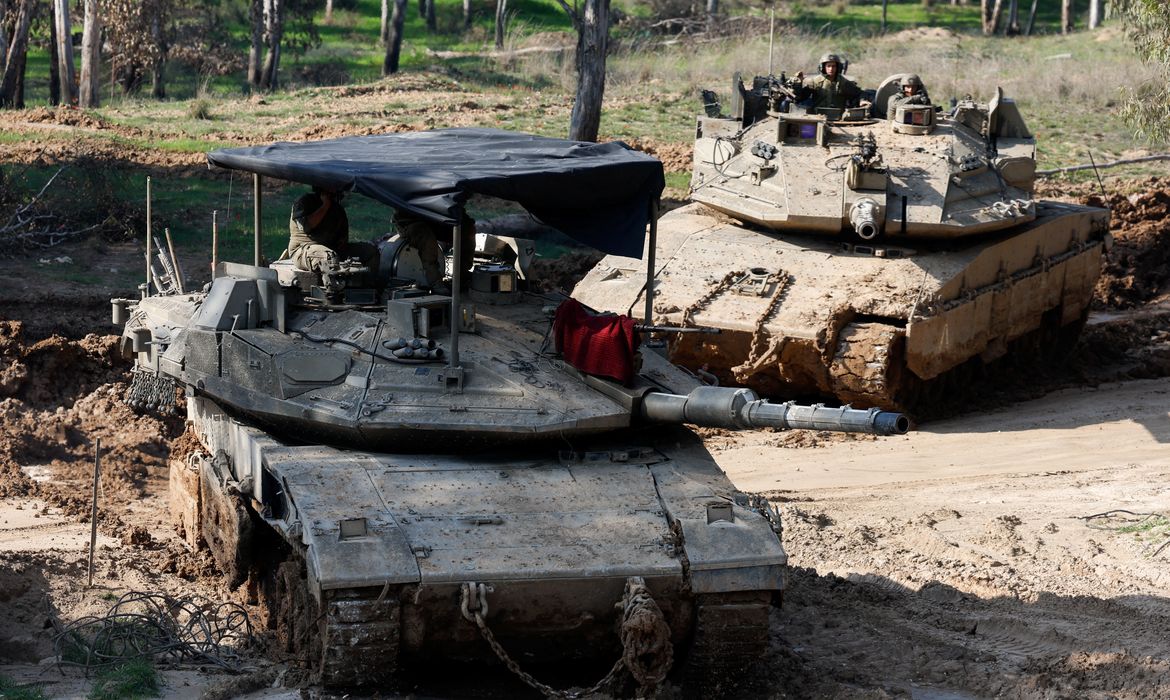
248;0;263;87
53;0;76;104
0;6;8;72
1006;0;1019;34
424;0;435;32
988;0;1004;34
494;0;506;48
325;0;333;23
1062;0;1072;33
462;0;471;32
0;0;34;108
556;0;610;142
149;7;166;98
1089;0;1101;28
259;0;283;91
49;15;61;104
383;0;407;74
79;0;101;107
705;0;716;33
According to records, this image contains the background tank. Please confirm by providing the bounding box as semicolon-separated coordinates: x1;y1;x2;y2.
115;129;906;694
574;73;1111;412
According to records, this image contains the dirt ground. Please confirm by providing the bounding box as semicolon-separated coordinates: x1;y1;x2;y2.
1;170;1169;698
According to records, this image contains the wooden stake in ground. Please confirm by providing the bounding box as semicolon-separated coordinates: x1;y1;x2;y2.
88;438;101;588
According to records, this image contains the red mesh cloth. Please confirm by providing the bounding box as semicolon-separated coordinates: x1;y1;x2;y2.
553;298;640;385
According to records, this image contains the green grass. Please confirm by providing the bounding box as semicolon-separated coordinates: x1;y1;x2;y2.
87;659;161;700
785;0;1071;35
0;674;48;700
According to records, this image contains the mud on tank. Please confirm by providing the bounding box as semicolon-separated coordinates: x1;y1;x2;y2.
574;72;1111;414
112;129;907;696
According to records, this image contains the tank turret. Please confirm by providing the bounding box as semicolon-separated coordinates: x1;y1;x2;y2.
115;129;907;694
574;71;1110;414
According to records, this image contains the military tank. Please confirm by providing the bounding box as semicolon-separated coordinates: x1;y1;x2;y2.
112;129;907;694
573;72;1111;412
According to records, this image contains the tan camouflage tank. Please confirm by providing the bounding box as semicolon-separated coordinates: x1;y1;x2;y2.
575;73;1111;412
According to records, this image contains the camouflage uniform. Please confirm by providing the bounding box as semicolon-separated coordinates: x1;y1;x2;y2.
392;210;476;290
800;74;863;111
886;92;931;121
288;191;377;277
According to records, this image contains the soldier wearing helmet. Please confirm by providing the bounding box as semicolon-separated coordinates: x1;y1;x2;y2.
794;52;864;112
886;74;931;120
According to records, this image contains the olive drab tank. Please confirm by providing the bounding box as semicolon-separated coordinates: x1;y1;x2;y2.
574;72;1111;412
112;129;907;695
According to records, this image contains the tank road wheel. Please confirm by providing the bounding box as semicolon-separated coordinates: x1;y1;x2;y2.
681;591;771;698
268;557;400;687
829;322;904;408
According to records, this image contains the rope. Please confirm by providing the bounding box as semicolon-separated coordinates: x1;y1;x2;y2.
52;591;252;673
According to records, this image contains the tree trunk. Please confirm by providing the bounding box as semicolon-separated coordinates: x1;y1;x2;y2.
988;0;1003;34
325;0;333;23
149;8;165;98
248;0;263;88
705;0;716;33
49;15;60;105
0;10;8;73
383;0;407;74
0;0;34;108
381;0;390;43
568;0;609;143
260;0;283;91
1088;0;1100;28
418;0;425;18
463;0;471;32
1006;0;1019;34
79;0;100;107
1024;0;1038;35
980;0;992;34
424;0;435;32
882;0;888;32
1061;0;1072;33
494;0;506;48
54;0;76;104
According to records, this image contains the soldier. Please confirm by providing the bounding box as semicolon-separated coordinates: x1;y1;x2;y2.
392;209;475;292
795;53;866;112
288;186;378;287
886;74;931;120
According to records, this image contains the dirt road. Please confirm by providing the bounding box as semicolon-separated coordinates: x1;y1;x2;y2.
721;377;1170;699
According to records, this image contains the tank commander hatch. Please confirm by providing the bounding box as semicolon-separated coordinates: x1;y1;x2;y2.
795;52;870;113
887;74;931;120
288;186;379;287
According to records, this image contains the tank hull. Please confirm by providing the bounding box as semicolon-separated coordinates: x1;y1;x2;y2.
574;201;1109;411
174;395;785;687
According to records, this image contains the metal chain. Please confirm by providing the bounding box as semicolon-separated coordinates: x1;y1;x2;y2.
124;369;178;413
460;578;672;699
732;272;788;382
681;270;743;327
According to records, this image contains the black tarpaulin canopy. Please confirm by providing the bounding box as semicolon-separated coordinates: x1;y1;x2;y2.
207;128;665;259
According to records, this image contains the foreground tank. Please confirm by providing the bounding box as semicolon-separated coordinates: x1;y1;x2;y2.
114;129;906;694
574;74;1111;412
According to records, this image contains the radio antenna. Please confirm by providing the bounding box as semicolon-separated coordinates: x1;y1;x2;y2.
768;7;776;77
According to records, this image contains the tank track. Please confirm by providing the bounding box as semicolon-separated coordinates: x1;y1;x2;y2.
831;307;1090;416
682;590;772;697
267;555;400;687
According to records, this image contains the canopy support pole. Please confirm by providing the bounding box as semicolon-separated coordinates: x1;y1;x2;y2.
444;221;464;393
643;199;658;326
253;174;263;267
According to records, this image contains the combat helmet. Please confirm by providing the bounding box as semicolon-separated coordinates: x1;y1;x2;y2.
819;52;848;76
900;74;924;93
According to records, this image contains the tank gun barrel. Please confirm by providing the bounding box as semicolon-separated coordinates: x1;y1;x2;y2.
640;386;909;435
